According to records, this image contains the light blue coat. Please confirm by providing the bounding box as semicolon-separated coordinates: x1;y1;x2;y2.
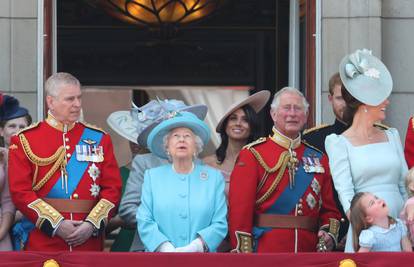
137;163;228;252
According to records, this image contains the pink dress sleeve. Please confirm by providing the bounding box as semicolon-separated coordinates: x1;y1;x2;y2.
0;161;15;215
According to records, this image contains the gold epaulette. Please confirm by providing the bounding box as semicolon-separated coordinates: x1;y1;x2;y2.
16;122;40;135
303;124;329;135
374;122;390;130
79;121;106;134
243;137;267;150
302;139;323;154
85;198;115;229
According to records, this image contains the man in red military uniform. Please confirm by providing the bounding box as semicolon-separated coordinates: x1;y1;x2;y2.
229;87;340;253
8;72;121;251
405;116;414;168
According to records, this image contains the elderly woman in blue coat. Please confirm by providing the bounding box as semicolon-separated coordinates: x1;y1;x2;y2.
137;111;227;252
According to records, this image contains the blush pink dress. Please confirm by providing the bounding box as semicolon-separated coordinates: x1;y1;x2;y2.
0;156;15;251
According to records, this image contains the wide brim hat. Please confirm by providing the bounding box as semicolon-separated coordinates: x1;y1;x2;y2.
107;110;139;144
137;104;207;147
147;111;210;159
339;49;392;106
216;90;270;133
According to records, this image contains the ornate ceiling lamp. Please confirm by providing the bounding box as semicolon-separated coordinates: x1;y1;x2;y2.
88;0;225;27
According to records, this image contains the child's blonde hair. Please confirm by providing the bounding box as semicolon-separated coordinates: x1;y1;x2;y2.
406;167;414;197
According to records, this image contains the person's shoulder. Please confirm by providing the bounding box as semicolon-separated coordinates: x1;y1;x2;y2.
302;139;323;154
16;122;41;135
78;121;107;134
242;137;268;150
303;124;330;136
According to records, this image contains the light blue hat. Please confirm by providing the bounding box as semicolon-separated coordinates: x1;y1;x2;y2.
107;99;207;146
339;49;392;106
147;111;210;159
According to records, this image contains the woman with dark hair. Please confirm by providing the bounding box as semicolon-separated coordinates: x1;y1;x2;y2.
203;91;270;198
0;95;31;250
325;49;408;252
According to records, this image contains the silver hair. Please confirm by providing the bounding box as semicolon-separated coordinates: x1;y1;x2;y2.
45;72;81;97
162;129;204;162
270;87;309;114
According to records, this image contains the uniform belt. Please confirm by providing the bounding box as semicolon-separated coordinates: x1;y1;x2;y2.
254;214;319;232
43;198;96;213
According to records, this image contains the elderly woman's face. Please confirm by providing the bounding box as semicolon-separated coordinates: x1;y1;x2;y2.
0;116;29;146
167;127;197;161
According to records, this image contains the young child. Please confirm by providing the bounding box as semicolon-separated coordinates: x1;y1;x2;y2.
350;192;412;252
400;167;414;243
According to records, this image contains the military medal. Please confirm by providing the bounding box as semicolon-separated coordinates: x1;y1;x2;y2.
89;183;100;198
313;157;325;173
88;163;101;197
311;178;321;195
306;193;316;210
88;163;100;181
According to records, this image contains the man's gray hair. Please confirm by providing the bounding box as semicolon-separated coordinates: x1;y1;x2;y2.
270;87;309;114
162;129;204;162
45;72;81;97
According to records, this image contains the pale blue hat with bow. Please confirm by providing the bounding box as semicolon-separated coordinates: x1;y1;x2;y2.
147;111;211;159
339;49;392;106
107;99;207;147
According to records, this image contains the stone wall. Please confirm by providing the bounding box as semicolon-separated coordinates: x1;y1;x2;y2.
0;0;38;119
321;0;414;140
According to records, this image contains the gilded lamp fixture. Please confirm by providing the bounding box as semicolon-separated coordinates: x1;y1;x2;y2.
90;0;225;27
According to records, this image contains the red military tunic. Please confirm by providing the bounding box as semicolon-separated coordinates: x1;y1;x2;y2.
405;117;414;168
229;128;340;253
8;114;122;251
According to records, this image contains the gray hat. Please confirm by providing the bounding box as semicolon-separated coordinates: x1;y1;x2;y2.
107;99;207;147
339;49;392;106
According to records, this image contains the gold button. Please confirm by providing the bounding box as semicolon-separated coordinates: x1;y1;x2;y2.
297;210;303;215
299;198;303;203
65;138;69;142
94;212;98;217
340;218;345;223
298;203;303;208
73;193;79;199
52;212;57;216
66;153;71;158
42;203;47;207
65;145;70;150
100;204;104;207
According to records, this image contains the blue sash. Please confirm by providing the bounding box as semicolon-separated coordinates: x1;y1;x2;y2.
48;128;103;198
253;147;322;250
12;127;103;250
265;147;322;214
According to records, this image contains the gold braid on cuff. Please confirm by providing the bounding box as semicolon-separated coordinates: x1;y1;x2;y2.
231;231;253;253
85;198;115;229
28;198;64;229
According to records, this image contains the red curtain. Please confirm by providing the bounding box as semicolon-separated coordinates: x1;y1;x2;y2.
0;252;413;267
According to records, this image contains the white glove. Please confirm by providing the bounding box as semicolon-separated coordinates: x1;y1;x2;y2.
158;241;176;252
175;238;204;252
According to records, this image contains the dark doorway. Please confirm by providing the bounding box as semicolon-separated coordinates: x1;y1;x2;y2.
57;0;290;135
